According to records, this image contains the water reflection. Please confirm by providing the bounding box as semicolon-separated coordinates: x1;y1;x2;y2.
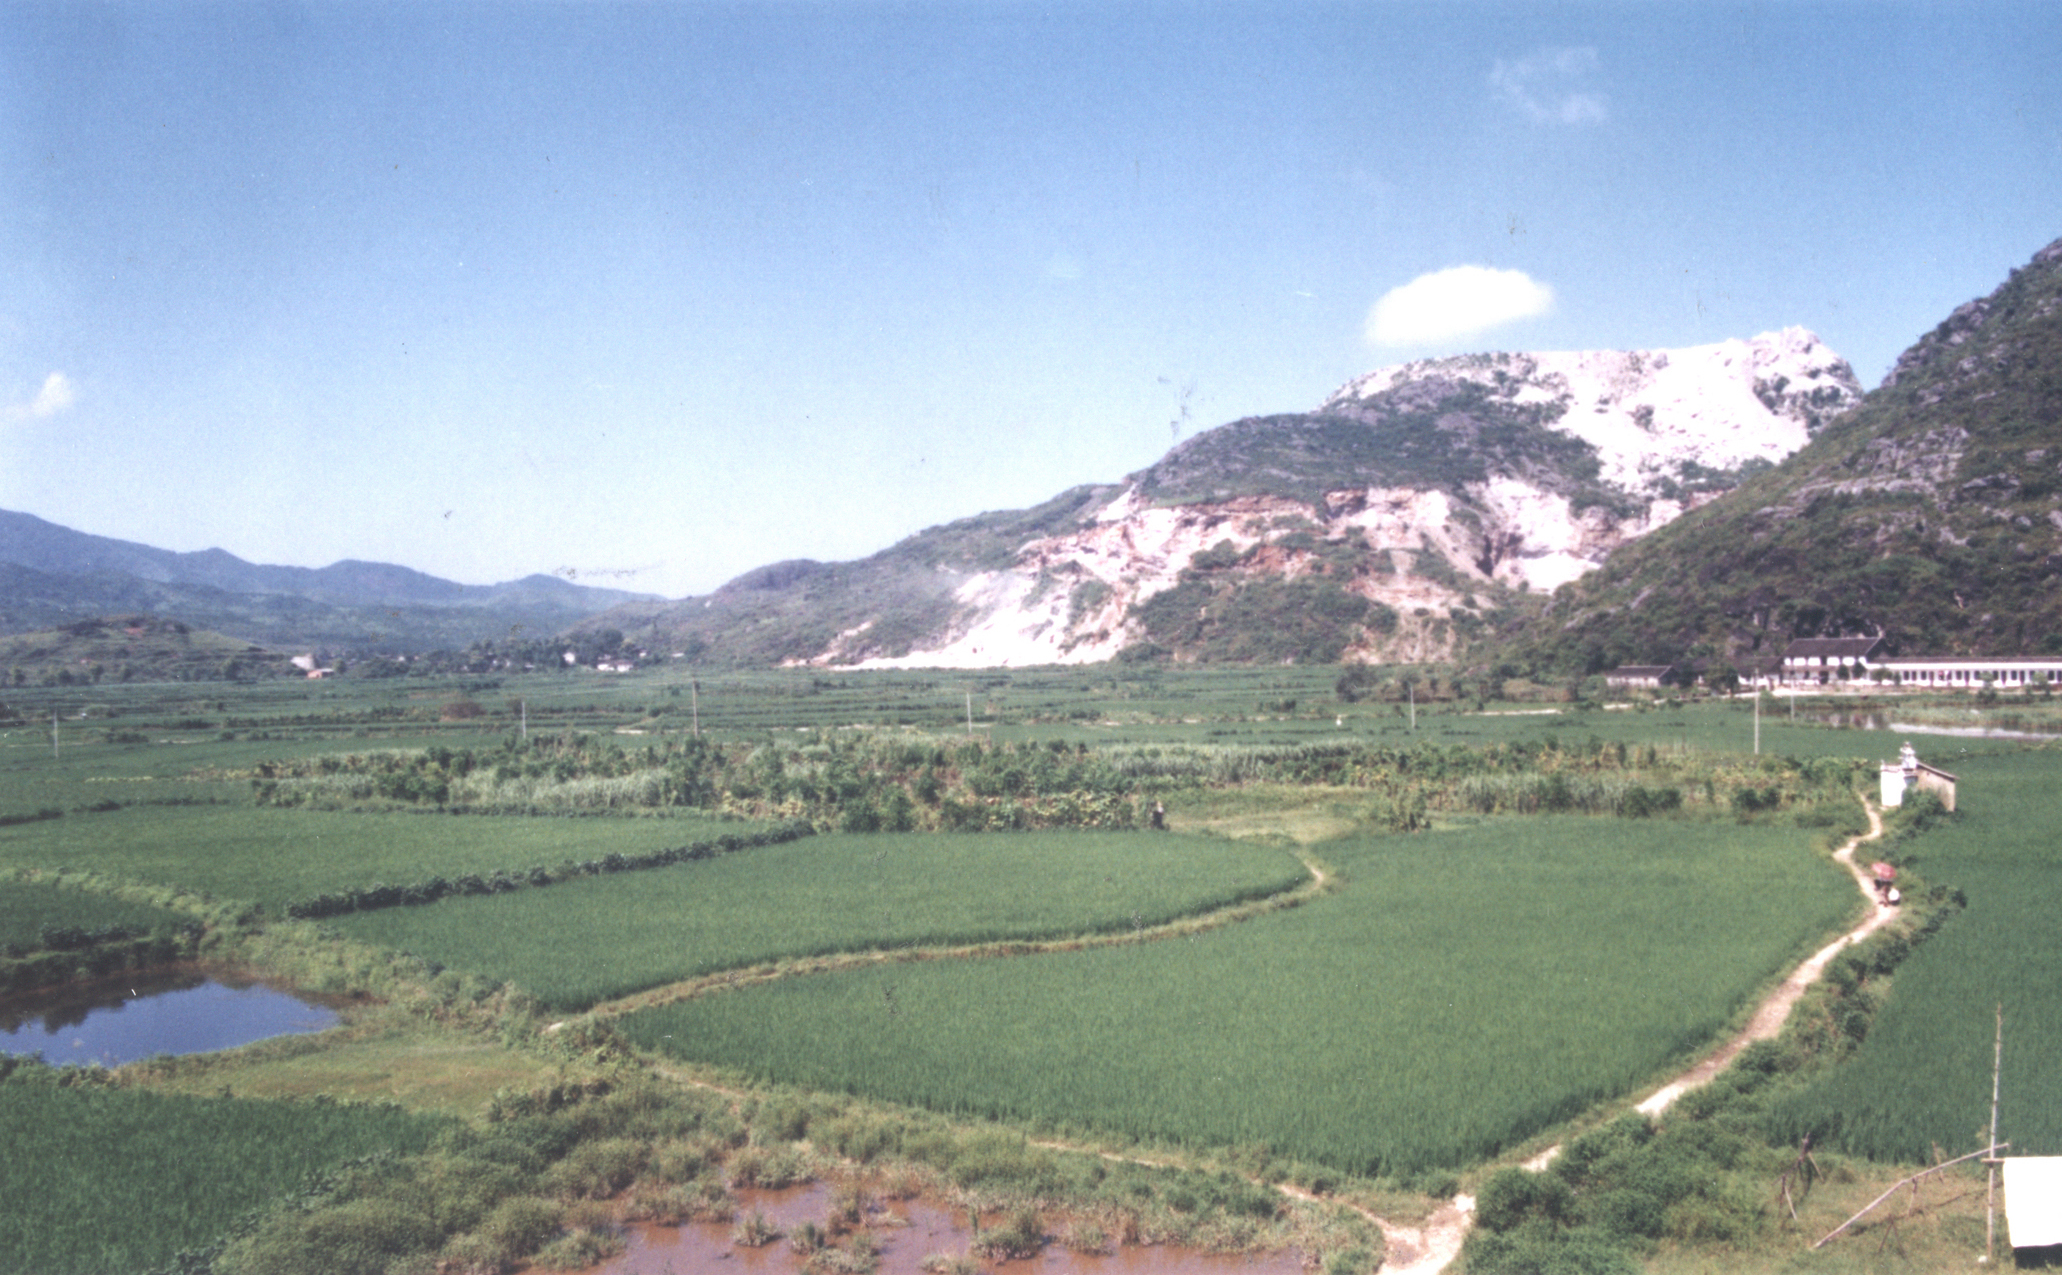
591;1184;1305;1275
0;968;342;1068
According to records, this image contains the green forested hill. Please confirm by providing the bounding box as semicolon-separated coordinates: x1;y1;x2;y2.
0;615;294;687
1516;236;2062;674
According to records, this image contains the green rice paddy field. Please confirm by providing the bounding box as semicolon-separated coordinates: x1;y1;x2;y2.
0;1083;449;1275
1769;744;2062;1162
0;879;189;950
0;804;759;911
8;666;2062;1275
622;816;1858;1177
330;830;1310;1009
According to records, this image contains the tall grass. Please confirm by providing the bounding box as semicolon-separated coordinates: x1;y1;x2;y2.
623;817;1855;1176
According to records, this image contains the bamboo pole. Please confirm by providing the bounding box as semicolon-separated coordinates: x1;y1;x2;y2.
1814;1144;2004;1249
1989;1003;2003;1262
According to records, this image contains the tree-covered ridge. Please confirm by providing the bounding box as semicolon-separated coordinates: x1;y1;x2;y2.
1516;236;2062;674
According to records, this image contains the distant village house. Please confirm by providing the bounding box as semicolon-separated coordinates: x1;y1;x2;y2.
1605;665;1675;690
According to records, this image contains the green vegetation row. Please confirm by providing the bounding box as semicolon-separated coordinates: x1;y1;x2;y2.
281;819;814;920
623;816;1858;1177
332;831;1308;1010
243;722;1872;838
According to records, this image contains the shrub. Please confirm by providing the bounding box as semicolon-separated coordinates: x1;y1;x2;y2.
1323;1245;1376;1275
733;1209;781;1247
977;1208;1046;1259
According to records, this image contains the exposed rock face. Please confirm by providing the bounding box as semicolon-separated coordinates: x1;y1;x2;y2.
1323;327;1860;497
818;330;1860;668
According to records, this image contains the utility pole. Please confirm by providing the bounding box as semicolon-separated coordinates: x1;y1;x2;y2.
52;709;59;760
519;698;527;741
965;690;975;738
690;678;701;738
1408;679;1416;732
1754;686;1761;755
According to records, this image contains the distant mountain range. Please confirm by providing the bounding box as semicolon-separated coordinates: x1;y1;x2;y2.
21;236;2055;676
579;327;1863;668
1519;236;2062;673
0;510;653;653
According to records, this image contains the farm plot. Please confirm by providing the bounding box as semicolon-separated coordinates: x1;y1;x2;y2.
332;831;1309;1009
0;879;190;952
623;817;1856;1177
0;803;767;911
0;1080;448;1275
1767;744;2062;1162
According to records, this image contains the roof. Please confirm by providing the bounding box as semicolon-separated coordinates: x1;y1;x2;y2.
1607;665;1673;676
1875;655;2062;668
1781;636;1886;660
2003;1157;2062;1248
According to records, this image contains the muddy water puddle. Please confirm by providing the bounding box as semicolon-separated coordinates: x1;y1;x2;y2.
587;1184;1305;1275
0;967;342;1067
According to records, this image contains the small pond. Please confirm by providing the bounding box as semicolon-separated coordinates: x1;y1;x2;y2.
0;967;343;1068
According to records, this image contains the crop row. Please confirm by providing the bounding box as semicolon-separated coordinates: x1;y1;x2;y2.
282;819;814;919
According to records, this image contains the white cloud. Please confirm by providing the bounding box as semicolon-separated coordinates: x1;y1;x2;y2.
1365;266;1555;347
6;371;75;421
28;372;74;417
1491;47;1608;125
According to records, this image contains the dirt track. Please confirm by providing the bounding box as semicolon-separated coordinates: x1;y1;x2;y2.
1417;800;1894;1271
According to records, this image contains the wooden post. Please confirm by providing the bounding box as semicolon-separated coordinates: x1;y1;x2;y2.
51;709;59;760
1989;1003;2003;1263
966;690;974;738
690;679;700;738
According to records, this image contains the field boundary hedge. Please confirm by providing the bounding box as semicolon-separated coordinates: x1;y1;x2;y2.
282;820;815;920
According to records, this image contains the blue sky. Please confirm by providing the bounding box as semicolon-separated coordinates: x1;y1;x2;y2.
3;2;2058;600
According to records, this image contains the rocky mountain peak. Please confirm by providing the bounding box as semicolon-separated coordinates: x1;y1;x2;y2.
1322;328;1862;499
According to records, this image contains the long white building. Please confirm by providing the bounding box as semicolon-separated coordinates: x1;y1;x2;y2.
1778;637;2062;690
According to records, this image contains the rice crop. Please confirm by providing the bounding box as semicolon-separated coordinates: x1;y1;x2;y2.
331;831;1308;1010
622;817;1855;1176
1766;744;2062;1162
0;879;188;954
0;803;772;910
0;1079;447;1275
